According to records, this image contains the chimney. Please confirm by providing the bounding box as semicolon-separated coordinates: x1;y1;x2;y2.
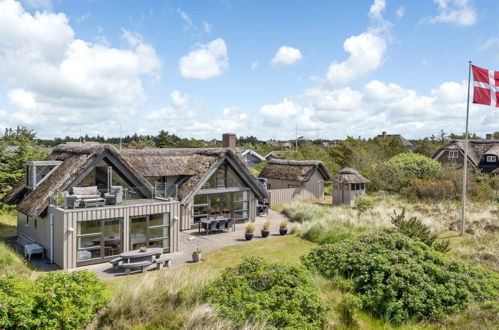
486;133;493;140
222;133;236;148
382;131;387;137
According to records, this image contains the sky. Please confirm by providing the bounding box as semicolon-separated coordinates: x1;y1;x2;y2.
0;0;498;140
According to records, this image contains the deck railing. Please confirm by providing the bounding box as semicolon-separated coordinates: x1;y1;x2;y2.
49;184;178;210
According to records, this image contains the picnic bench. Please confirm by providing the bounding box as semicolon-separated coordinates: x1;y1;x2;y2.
155;256;172;270
122;260;152;275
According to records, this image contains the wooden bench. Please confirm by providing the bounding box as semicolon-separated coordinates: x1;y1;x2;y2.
155;257;172;270
122;260;152;275
109;257;123;270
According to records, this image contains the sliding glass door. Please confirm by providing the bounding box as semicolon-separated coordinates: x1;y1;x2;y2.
191;190;250;225
129;213;170;251
76;218;122;266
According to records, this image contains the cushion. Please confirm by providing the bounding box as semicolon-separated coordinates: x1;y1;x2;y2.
72;186;98;196
109;186;123;195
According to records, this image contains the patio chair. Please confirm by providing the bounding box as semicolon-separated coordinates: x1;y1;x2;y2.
104;186;123;205
208;221;218;235
217;219;227;232
225;218;235;232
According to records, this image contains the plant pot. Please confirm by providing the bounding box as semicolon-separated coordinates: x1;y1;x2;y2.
261;230;270;238
245;233;254;240
279;228;288;236
192;253;201;263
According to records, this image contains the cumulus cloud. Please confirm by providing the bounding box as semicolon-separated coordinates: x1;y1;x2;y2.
326;32;386;87
271;46;303;67
0;0;161;137
426;0;476;26
259;98;300;124
179;38;228;79
369;0;386;21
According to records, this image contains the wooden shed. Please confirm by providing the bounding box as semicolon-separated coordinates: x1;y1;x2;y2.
332;168;369;206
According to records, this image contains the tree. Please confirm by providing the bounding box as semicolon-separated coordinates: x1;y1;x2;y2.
131;136;155;149
153;130;180;148
0;127;47;210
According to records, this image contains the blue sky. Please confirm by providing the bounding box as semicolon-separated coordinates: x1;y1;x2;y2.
0;0;498;140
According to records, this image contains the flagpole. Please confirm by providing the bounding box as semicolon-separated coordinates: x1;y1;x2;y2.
461;60;472;235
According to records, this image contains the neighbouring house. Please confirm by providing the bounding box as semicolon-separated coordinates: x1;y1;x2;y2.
332;168;369;206
239;149;266;167
2;143;268;269
376;131;413;152
432;135;499;174
319;140;342;147
220;133;266;167
266;140;296;149
259;159;332;201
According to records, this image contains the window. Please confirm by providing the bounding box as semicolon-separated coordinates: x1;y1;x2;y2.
76;218;122;265
191;190;250;224
486;155;497;163
202;163;245;189
448;151;459;159
130;213;170;251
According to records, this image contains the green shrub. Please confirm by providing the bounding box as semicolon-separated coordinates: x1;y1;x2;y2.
402;179;456;201
373;153;442;192
0;270;109;329
391;209;450;253
353;195;376;217
336;293;362;327
203;257;327;329
319;232;353;245
302;232;499;324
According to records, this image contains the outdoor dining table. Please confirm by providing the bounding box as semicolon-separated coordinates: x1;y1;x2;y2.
119;247;163;263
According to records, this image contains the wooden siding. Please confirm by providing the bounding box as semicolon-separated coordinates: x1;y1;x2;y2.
46;201;181;269
268;187;317;205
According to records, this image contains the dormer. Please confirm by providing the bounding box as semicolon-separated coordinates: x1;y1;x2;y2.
26;160;62;190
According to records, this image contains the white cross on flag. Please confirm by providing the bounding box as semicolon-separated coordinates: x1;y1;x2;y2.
472;65;499;107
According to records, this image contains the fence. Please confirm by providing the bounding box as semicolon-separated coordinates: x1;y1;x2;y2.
268;187;318;205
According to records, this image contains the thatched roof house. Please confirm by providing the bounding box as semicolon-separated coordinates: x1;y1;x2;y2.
3;144;268;217
332;168;369;184
259;159;332;183
433;138;499;173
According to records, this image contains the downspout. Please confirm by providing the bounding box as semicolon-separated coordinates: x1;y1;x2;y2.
49;213;54;263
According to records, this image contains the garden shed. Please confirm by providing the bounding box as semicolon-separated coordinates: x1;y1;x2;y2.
332;168;369;206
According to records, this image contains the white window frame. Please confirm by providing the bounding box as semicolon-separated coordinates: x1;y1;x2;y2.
486;155;497;163
448;150;459;159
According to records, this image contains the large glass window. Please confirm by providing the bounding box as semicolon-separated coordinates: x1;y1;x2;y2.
130;213;170;251
202;163;245;189
77;218;122;264
191;190;250;224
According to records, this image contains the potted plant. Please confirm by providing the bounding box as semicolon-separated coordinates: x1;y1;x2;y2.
139;246;148;252
279;220;288;236
261;220;270;238
192;248;202;263
245;223;256;240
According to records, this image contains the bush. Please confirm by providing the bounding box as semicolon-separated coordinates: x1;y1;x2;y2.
203;257;327;329
0;271;109;329
402;179;456;201
336;293;362;327
373;153;442;192
390;209;450;253
353;195;376;217
302;232;499;324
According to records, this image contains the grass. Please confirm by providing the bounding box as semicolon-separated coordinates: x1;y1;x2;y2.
100;235;315;329
0;212;34;277
287;196;499;271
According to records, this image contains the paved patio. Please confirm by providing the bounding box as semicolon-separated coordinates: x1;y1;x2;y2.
63;210;290;280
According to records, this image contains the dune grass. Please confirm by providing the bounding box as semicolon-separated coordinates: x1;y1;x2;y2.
0;212;34;277
287;196;499;271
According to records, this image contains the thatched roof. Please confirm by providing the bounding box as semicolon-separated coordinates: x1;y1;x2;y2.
3;144;268;216
333;168;369;184
433;139;499;166
259;159;332;182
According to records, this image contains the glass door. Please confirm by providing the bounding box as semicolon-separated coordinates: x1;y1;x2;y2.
210;195;222;219
76;218;122;266
129;213;170;252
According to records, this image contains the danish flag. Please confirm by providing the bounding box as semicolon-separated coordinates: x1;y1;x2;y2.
472;65;499;107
